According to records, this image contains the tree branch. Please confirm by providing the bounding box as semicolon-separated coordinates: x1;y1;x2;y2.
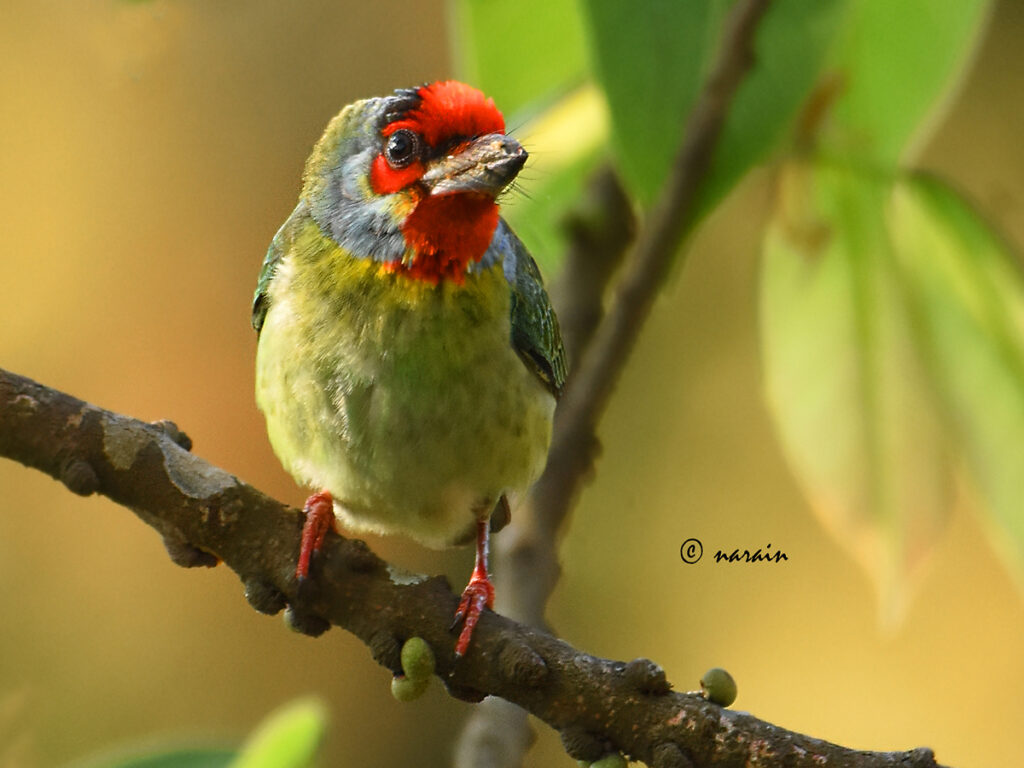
0;367;948;767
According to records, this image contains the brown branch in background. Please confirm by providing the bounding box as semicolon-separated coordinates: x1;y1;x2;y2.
537;0;773;538
500;164;637;628
0;367;949;768
555;166;639;367
459;0;777;764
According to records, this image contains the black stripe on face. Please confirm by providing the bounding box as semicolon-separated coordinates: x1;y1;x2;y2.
380;89;422;130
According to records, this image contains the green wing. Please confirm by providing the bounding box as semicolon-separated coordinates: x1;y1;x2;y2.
500;222;568;399
252;201;308;334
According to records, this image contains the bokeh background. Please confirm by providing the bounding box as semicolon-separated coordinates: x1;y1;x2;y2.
1;1;1023;766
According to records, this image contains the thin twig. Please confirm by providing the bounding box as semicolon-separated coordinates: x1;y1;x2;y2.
535;0;774;537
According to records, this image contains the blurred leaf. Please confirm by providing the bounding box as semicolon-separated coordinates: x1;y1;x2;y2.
229;698;327;768
581;0;846;212
85;748;235;768
505;146;603;275
505;84;609;272
700;0;848;215
825;0;991;164
891;175;1024;585
761;160;953;623
580;0;728;204
450;0;588;116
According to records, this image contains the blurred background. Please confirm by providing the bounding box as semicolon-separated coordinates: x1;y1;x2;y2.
1;1;1022;766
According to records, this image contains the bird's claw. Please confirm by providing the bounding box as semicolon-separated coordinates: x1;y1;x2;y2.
296;491;336;582
452;574;495;658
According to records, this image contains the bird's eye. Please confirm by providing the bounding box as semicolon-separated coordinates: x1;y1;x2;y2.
384;129;421;169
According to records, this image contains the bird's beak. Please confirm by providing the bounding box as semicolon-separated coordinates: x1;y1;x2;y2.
420;133;527;197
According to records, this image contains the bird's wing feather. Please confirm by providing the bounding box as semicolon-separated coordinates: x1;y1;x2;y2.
499;221;568;399
252;201;309;334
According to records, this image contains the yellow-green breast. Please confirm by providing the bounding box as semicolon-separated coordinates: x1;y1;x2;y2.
255;216;555;547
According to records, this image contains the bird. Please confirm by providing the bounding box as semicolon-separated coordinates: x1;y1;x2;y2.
252;81;566;657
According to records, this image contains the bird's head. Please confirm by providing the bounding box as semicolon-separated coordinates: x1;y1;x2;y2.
302;81;526;284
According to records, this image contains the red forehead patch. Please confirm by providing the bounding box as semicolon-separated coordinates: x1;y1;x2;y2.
384;81;505;147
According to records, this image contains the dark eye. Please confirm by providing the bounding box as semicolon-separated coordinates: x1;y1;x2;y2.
384;129;421;169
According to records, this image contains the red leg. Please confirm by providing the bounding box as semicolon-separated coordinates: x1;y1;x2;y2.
296;491;336;582
452;517;495;658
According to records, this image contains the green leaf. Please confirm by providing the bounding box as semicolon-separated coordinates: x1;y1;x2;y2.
86;749;236;768
450;0;588;116
825;0;991;164
761;160;953;623
700;0;848;215
580;0;728;204
581;0;846;211
891;175;1024;586
229;698;327;768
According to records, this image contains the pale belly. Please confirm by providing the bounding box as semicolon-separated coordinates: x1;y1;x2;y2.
255;262;555;547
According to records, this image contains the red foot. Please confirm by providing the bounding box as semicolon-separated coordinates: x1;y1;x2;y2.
296;491;336;582
452;574;495;658
451;517;495;658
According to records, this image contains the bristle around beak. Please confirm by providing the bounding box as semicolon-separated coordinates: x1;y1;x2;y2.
420;133;527;197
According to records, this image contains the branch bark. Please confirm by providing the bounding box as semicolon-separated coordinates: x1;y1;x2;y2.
0;367;948;768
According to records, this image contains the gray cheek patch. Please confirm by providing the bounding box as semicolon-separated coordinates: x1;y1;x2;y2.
309;138;408;264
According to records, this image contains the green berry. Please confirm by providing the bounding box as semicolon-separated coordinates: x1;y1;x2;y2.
400;637;436;682
700;667;737;707
390;675;429;702
591;754;627;768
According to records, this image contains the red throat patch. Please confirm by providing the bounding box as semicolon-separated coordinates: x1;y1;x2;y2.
397;194;500;285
